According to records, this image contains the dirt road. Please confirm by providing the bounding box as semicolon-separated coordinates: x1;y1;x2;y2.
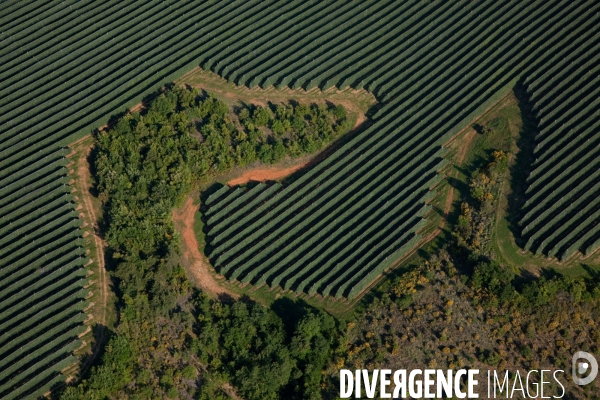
227;163;308;186
67;138;109;377
172;197;238;299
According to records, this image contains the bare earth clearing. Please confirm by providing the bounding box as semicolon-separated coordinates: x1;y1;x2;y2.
172;197;238;299
227;163;308;186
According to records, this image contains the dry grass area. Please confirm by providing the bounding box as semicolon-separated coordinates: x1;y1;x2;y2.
226;163;308;186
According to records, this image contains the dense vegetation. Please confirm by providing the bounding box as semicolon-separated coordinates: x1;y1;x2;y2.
337;251;600;398
60;86;346;399
235;101;349;165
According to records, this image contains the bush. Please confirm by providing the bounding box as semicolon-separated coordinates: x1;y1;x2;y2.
252;106;272;126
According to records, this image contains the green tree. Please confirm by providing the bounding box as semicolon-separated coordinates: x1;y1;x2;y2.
252;106;272;126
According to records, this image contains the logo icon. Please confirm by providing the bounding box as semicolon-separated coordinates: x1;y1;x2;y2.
572;351;598;385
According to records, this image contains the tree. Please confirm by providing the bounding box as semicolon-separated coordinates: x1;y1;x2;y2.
271;119;286;135
333;104;346;119
271;139;287;163
252;106;272;126
258;142;274;163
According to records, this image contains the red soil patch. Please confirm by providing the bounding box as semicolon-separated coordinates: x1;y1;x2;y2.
172;197;238;299
227;163;308;186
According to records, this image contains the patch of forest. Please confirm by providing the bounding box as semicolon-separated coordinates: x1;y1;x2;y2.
61;87;600;399
60;85;349;399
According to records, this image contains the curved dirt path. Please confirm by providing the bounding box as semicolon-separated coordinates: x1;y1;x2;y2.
425;129;478;241
76;146;108;325
172;197;238;299
227;163;308;186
